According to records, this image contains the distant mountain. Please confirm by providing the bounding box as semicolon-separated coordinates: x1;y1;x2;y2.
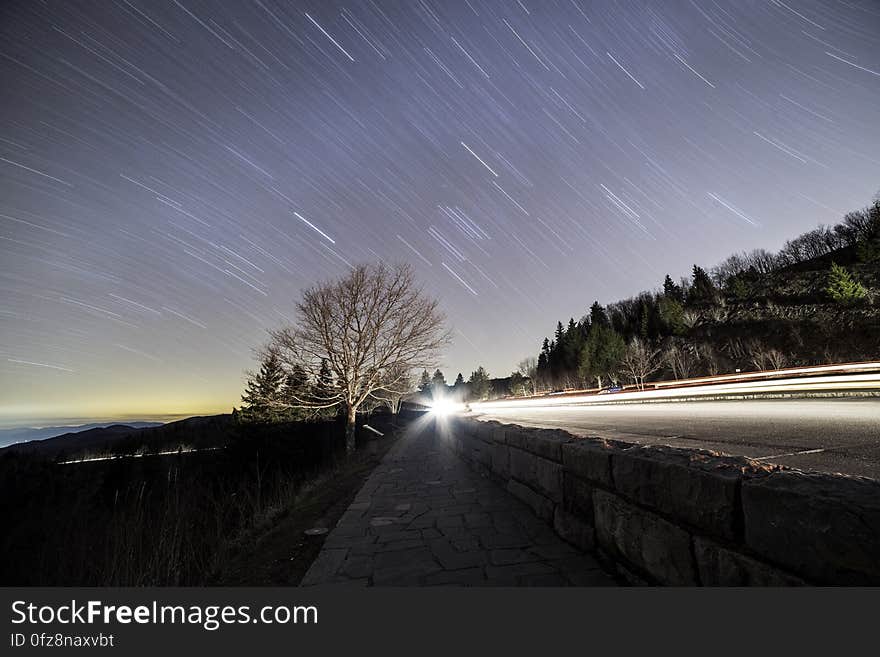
0;415;234;461
0;422;164;448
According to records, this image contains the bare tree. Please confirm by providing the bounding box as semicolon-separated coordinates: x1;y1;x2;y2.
621;337;662;390
664;343;698;380
743;248;778;274
368;363;415;417
766;349;788;370
746;339;789;371
265;262;450;453
697;343;721;376
517;356;538;395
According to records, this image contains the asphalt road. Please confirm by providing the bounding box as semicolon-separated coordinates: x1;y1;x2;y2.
472;398;880;479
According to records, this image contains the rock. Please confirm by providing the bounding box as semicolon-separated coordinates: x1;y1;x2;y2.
562;471;593;519
561;438;614;488
553;506;595;552
692;536;805;586
610;445;757;540
522;428;572;461
508;446;537;485
742;470;880;584
534;456;564;502
593;489;697;585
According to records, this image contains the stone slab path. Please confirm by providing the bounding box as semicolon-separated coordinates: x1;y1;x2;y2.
300;424;618;586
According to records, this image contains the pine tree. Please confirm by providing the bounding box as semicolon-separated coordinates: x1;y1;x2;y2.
554;321;565;344
663;274;683;302
285;364;309;401
724;275;749;301
578;325;625;389
825;262;867;305
658;296;686;335
454;372;465;387
639;302;649;341
241;349;287;422
316;359;333;400
688;265;717;305
537;351;548;374
468;366;491;401
418;369;432;393
589;301;608;327
508;371;528;396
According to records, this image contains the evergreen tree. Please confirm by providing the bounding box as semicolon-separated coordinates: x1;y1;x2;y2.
241;349;287;422
418;369;432;393
578;325;625;389
285;364;309;401
431;369;447;395
658;296;686;335
508;371;528;396
688;265;717;305
316;358;334;401
639;302;650;341
663;274;683;302
556;318;580;374
454;372;465;387
825;263;868;305
589;301;608;327
468;366;491;401
537;351;548;374
724;275;749;301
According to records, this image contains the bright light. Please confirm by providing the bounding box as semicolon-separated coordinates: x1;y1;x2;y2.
429;397;463;416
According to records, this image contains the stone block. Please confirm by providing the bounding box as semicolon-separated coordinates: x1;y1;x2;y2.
470;420;496;443
489;424;508;445
534;456;563;502
593;489;697;585
561;438;614;488
490;443;510;479
692;536;805;586
553;506;595;552
742;471;880;585
506;479;555;522
508;446;537;485
610;445;750;540
522;428;572;462
562;472;594;519
503;427;530;450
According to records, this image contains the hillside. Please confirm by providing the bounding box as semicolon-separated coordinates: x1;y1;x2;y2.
531;197;880;390
0;415;235;462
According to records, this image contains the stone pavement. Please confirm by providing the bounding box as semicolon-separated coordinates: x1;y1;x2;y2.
300;422;618;586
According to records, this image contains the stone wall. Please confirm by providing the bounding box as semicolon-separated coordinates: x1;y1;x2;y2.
438;417;880;586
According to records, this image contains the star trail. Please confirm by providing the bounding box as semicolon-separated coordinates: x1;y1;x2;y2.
1;0;879;426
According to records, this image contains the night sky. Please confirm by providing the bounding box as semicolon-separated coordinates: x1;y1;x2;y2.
1;1;879;427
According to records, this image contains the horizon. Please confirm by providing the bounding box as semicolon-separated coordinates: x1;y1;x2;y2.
2;1;879;426
0;412;211;433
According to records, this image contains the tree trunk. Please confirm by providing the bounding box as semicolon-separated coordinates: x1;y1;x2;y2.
345;405;357;454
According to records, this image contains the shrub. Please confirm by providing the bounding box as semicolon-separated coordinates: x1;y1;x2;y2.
825;263;867;305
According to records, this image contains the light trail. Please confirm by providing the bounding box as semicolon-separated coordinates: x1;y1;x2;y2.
470;362;880;412
59;445;222;465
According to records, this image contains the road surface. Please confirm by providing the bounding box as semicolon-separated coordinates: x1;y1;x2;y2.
471;398;880;479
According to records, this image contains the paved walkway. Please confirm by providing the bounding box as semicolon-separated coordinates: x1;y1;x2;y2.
300;423;617;586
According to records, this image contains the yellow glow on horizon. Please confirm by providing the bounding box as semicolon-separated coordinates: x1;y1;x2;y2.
0;380;240;427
